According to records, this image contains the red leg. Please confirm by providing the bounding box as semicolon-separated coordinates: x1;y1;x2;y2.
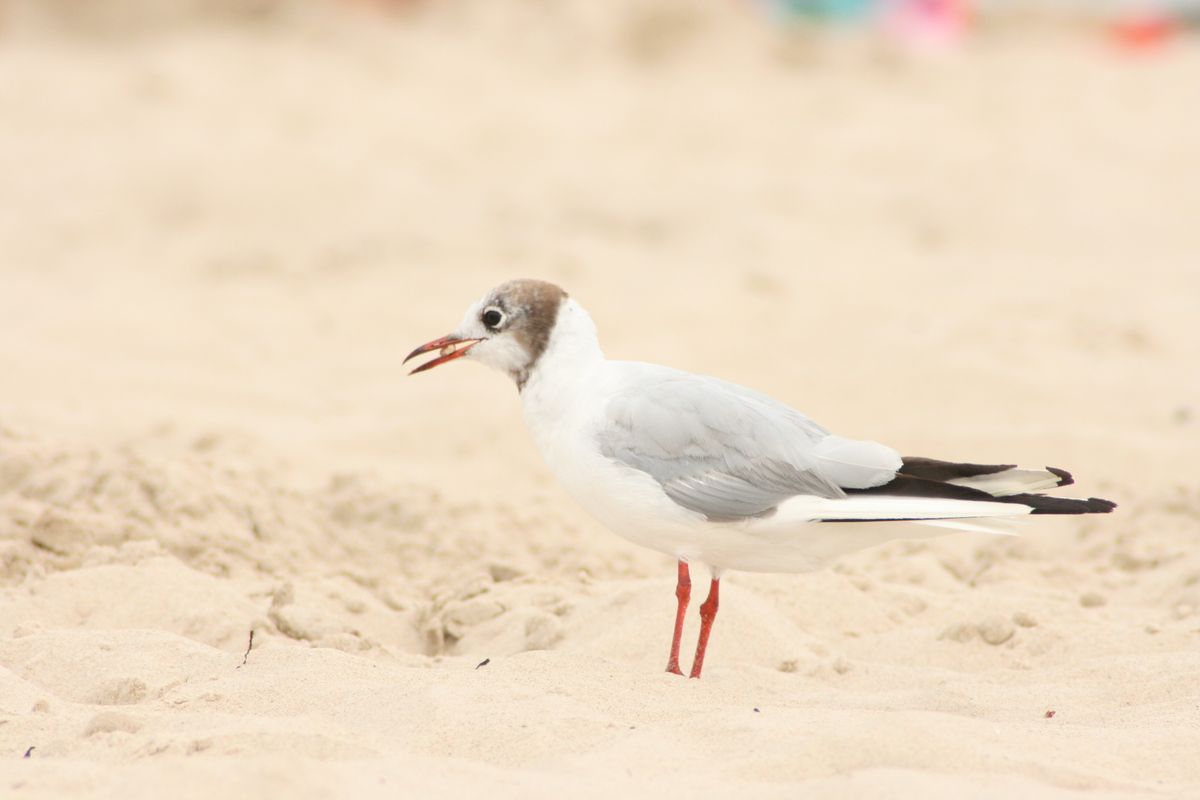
688;577;720;679
665;561;691;675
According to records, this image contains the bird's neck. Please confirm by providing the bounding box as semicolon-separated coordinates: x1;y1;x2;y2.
520;299;604;419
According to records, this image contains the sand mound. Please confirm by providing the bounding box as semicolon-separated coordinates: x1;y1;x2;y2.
0;426;662;659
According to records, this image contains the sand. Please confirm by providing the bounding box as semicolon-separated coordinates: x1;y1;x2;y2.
2;3;1199;797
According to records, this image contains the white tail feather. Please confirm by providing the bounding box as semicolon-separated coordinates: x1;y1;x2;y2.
949;467;1063;497
917;517;1028;536
778;495;1033;523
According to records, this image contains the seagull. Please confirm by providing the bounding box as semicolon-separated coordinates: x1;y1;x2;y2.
405;279;1116;678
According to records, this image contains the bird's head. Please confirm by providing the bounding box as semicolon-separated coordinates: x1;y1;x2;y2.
405;279;569;390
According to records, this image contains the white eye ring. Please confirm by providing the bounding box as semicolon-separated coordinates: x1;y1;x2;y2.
481;306;506;330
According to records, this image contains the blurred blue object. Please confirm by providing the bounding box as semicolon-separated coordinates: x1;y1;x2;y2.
766;0;880;23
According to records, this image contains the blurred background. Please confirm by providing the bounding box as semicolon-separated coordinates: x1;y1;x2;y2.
6;0;1200;42
0;0;1196;501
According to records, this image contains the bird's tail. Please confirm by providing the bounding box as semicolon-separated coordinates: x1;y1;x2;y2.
893;457;1116;514
809;456;1116;524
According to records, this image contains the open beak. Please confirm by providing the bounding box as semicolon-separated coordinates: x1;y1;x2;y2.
404;334;483;375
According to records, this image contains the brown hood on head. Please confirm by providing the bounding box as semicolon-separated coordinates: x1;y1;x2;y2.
489;279;568;388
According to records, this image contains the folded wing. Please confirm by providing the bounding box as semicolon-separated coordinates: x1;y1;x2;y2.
595;370;901;521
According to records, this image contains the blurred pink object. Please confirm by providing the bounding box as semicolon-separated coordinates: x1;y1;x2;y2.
883;0;970;50
1109;8;1176;52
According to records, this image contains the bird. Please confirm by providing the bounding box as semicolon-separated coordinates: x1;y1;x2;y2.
404;279;1116;678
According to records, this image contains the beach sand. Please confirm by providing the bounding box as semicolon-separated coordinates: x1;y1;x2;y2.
2;3;1199;797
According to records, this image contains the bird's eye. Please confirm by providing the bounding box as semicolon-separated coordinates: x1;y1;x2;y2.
481;307;505;330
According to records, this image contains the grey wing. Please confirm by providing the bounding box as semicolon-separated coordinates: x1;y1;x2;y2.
597;373;893;522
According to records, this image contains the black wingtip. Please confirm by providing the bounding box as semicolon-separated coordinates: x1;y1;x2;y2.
1020;494;1117;514
898;457;1016;482
1045;466;1075;488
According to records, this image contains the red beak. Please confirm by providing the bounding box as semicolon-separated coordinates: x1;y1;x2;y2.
404;334;483;375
